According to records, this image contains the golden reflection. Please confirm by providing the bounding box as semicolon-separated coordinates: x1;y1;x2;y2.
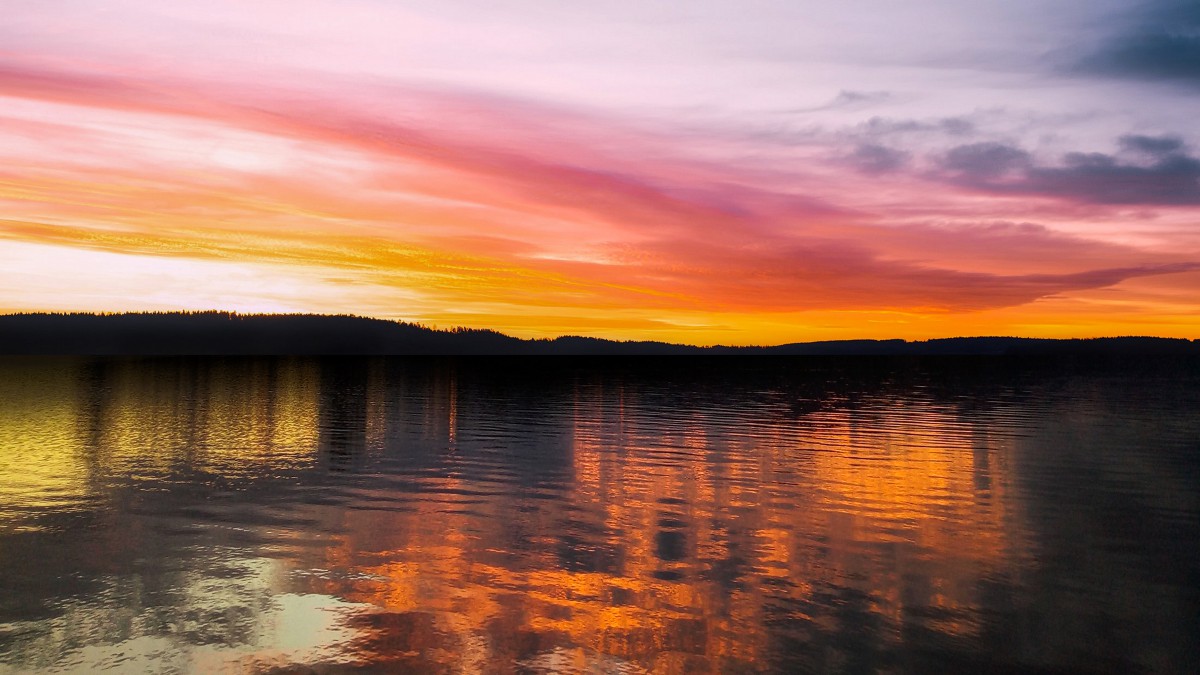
0;360;1027;673
0;358;90;529
85;359;322;480
0;358;324;526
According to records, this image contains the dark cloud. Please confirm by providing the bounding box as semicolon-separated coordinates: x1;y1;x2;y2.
936;137;1200;205
1074;1;1200;84
1028;151;1200;204
941;142;1031;178
1120;134;1184;155
845;144;909;174
860;116;974;136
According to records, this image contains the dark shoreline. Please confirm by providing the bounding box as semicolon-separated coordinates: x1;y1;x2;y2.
3;311;1198;356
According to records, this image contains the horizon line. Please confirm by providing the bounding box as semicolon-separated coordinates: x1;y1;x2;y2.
2;310;1196;349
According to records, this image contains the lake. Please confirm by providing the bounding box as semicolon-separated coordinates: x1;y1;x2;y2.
0;357;1197;674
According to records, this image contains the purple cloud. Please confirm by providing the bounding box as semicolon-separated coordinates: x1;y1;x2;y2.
936;137;1200;205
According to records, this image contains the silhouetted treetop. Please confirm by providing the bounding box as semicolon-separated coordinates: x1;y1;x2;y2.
1;312;1197;356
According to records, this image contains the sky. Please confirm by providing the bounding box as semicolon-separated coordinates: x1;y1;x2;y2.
1;0;1199;344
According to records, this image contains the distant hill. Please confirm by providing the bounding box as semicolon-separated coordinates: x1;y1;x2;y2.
1;312;1198;356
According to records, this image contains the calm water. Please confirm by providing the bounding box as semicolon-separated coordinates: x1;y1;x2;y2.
0;357;1197;674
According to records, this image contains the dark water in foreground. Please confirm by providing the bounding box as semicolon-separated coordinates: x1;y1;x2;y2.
0;357;1197;674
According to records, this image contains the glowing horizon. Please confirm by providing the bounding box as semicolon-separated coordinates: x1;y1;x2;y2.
3;1;1199;345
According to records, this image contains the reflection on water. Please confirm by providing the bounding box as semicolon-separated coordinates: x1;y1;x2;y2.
0;357;1197;673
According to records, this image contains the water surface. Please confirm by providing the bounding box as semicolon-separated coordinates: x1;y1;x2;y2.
0;357;1197;673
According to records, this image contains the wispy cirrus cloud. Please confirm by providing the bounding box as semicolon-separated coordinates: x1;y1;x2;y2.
2;58;1196;312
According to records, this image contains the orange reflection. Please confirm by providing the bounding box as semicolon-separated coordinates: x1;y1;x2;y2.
298;373;1022;672
0;360;1027;672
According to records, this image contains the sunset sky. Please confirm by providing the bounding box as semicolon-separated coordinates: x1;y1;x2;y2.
2;0;1199;344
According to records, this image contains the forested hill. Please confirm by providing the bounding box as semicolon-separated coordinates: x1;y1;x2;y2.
2;312;1198;356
